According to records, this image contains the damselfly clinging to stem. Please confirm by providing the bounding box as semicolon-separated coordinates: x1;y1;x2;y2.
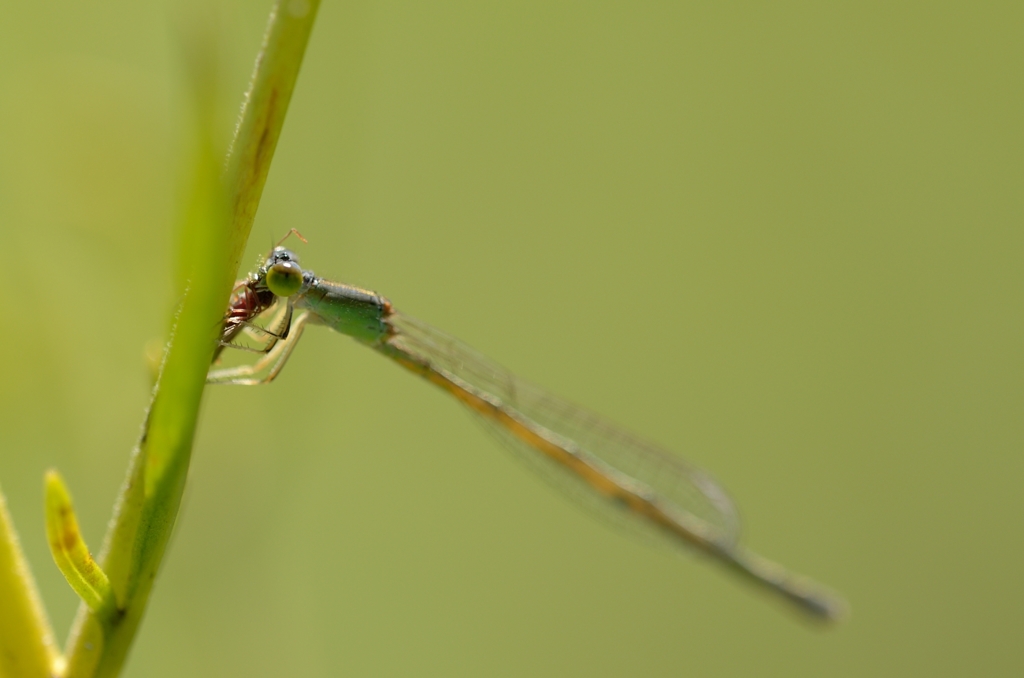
210;232;846;622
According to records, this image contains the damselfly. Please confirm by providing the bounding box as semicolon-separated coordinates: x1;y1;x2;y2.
210;240;846;622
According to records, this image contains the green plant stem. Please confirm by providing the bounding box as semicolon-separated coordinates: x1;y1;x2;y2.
225;0;322;274
59;2;321;677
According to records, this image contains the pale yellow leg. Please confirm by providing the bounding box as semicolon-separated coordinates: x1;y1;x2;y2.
219;300;294;356
208;310;310;385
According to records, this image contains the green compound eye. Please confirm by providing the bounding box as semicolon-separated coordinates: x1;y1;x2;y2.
266;260;303;297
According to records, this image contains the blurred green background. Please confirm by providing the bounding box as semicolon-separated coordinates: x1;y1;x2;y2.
1;1;1021;676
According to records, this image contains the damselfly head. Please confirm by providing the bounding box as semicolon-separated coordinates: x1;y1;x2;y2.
265;253;304;298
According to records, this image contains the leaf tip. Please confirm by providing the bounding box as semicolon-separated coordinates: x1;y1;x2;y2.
44;470;116;614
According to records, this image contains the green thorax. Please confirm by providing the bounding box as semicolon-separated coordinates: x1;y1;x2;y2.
295;278;391;345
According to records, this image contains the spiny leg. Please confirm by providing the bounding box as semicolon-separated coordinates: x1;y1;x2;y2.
250;299;293;345
208;310;310;385
217;300;294;356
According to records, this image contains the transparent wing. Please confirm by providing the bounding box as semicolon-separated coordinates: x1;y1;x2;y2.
386;311;741;548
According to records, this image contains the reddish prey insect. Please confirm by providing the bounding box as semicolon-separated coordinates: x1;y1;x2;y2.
213;229;307;363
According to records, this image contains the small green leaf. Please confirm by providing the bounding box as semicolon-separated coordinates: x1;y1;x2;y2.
44;471;116;615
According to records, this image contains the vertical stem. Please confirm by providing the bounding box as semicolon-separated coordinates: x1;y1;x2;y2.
60;2;321;676
226;0;322;273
